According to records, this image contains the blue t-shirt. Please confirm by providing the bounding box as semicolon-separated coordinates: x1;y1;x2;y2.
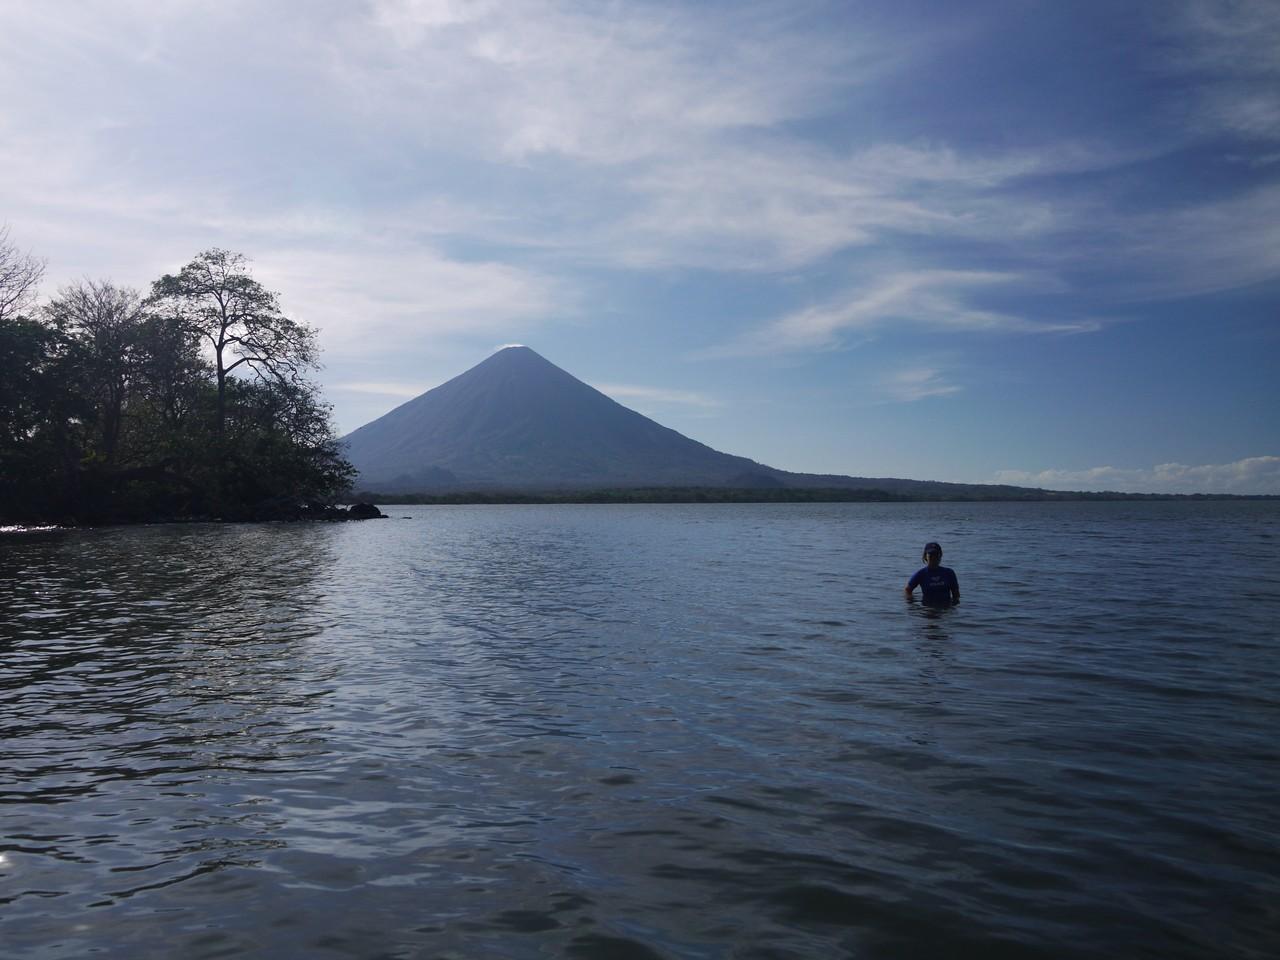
908;565;958;605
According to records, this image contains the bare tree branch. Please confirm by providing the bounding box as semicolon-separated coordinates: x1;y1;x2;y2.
45;279;146;465
146;249;320;436
0;224;46;322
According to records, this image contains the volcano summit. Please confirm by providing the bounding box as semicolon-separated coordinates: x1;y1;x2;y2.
341;346;781;492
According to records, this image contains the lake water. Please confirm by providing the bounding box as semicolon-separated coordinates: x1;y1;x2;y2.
2;501;1278;959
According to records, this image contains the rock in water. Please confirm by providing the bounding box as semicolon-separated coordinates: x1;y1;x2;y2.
347;502;385;520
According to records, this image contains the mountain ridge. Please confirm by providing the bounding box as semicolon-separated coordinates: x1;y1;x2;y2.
342;346;784;491
340;346;1051;498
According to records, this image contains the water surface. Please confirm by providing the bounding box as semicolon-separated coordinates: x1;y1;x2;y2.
2;502;1277;958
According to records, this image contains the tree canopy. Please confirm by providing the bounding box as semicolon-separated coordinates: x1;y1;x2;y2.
0;242;354;524
148;249;318;436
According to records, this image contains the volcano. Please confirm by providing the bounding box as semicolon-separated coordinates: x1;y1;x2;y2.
340;346;1053;498
341;346;782;491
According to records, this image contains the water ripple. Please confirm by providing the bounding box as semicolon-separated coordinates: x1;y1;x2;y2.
2;502;1278;958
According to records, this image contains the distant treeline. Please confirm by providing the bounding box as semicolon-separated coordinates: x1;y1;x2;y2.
351;487;1272;505
1;233;353;524
355;487;913;504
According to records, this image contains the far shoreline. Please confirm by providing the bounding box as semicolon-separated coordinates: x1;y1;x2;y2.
352;487;1278;505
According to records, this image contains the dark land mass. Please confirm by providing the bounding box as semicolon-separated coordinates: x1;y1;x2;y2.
0;249;358;526
343;346;1267;502
350;487;1274;505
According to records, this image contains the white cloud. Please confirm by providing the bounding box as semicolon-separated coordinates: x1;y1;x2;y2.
593;137;1128;272
363;0;872;165
331;381;431;399
1164;0;1280;141
323;6;1130;277
717;270;1098;355
1;0;1277;368
1088;184;1280;300
592;383;722;410
994;456;1280;495
879;367;962;402
258;246;565;353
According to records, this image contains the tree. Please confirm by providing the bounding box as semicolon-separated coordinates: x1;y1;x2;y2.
0;312;87;521
217;377;355;507
147;249;318;436
132;308;210;435
1;245;353;524
0;224;45;323
45;280;147;466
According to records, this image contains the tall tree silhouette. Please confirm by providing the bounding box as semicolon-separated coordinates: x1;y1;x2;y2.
46;280;146;466
148;249;317;436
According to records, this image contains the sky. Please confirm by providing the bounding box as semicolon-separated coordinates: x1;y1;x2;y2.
1;0;1278;494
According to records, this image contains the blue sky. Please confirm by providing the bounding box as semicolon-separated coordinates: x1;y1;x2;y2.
2;0;1277;493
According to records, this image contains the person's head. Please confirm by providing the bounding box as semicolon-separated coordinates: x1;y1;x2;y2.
922;542;942;566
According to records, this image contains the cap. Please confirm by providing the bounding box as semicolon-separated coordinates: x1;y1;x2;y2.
923;542;942;555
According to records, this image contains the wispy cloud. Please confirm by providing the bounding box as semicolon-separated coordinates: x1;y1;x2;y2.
994;456;1280;495
331;381;430;399
2;0;1277;394
364;0;877;165
0;0;1081;279
1164;0;1280;141
1085;184;1280;300
592;383;722;410
716;270;1098;356
251;247;564;353
879;367;962;402
4;0;1276;320
605;138;1141;271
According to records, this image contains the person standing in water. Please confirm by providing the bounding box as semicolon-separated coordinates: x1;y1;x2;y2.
904;541;960;605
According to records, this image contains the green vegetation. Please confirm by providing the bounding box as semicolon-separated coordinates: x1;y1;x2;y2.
0;236;353;524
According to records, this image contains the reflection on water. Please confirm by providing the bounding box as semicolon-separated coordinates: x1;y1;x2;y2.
2;502;1279;958
912;603;955;645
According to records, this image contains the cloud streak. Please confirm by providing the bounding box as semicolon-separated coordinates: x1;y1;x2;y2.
1165;0;1280;142
3;0;1277;332
365;0;875;165
879;367;962;403
994;456;1280;495
592;383;722;410
331;381;431;399
258;247;565;353
717;270;1098;355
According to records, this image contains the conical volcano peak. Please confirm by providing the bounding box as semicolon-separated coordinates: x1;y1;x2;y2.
455;345;587;393
487;344;546;362
340;348;990;497
491;344;533;357
468;344;561;375
341;345;778;490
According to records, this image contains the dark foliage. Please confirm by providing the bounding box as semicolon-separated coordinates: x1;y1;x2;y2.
0;247;354;525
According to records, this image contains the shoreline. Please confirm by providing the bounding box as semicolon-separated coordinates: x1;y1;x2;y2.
5;491;1273;529
352;487;1277;505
